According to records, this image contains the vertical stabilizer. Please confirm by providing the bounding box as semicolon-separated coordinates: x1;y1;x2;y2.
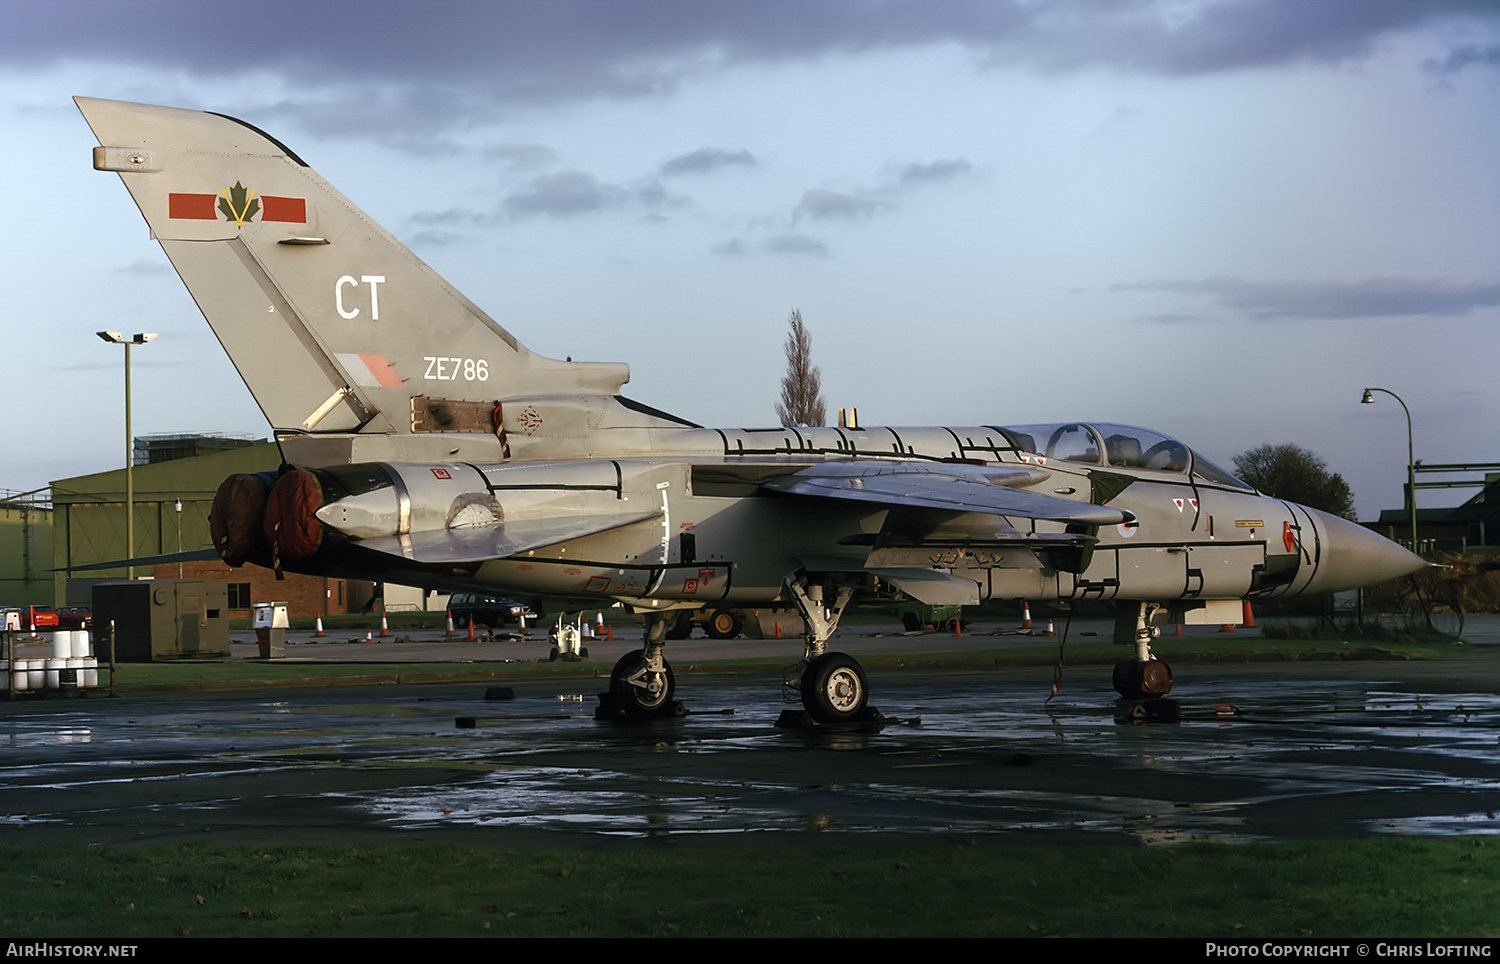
75;97;628;445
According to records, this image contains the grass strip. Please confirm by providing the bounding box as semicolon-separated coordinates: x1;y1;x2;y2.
2;838;1496;938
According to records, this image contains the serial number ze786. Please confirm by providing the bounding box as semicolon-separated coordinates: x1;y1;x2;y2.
424;357;489;381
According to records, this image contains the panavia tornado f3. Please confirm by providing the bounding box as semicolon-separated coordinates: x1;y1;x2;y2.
77;96;1425;721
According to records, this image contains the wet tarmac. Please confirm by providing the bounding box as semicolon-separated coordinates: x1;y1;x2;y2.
2;623;1498;849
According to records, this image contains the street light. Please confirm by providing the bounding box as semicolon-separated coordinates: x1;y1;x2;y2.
97;331;158;578
1361;387;1416;552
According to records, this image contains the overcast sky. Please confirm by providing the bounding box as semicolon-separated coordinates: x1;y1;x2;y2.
4;0;1497;519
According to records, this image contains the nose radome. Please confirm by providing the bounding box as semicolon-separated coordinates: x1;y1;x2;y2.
1302;508;1427;594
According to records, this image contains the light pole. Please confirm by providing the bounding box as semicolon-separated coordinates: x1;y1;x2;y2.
1361;387;1416;552
98;331;157;578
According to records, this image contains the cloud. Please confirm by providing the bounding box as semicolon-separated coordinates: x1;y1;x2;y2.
406;228;472;249
793;188;882;222
117;259;172;276
889;158;973;186
713;234;829;258
1115;276;1500;320
486;143;560;171
1422;42;1500;77
659;147;756;177
407;162;687;224
766;234;830;257
15;0;1495;142
500;172;625;218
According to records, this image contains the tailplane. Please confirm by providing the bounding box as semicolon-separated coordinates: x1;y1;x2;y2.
76;97;629;451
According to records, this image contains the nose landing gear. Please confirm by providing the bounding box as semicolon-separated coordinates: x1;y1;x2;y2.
1113;601;1174;699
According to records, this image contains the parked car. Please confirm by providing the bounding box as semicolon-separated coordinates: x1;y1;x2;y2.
20;606;59;632
447;593;535;629
56;606;93;629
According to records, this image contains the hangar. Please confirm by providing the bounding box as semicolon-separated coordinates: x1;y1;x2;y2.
49;437;381;621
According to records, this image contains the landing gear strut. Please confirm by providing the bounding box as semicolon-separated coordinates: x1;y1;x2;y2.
783;575;874;724
1112;601;1173;698
597;612;680;720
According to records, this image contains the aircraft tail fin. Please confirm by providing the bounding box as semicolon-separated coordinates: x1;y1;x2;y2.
75;97;628;443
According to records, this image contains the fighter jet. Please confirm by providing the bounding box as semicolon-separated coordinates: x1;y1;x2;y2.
76;97;1426;721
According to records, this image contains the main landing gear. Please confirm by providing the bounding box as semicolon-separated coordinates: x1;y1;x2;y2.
597;612;681;720
1112;601;1174;699
784;576;876;725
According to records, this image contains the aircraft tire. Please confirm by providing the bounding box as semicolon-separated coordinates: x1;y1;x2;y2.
1112;659;1174;698
704;610;743;640
801;652;869;724
665;614;694;640
609;649;676;717
901;613;921;633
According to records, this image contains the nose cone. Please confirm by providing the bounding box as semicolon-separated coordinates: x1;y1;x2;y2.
1303;508;1427;594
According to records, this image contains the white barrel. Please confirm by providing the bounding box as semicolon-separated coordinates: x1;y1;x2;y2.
12;660;27;691
45;658;66;689
72;630;91;658
52;631;71;658
81;658;97;688
26;660;43;690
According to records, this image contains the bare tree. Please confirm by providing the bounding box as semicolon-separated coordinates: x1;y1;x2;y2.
775;309;826;427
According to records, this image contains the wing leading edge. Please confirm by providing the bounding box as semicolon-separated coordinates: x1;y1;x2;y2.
760;461;1131;527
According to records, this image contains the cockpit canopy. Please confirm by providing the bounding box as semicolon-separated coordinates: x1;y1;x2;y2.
999;422;1252;491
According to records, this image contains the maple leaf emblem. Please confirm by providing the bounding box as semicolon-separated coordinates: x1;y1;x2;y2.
218;181;260;225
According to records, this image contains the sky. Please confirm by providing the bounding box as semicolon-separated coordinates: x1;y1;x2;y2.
3;0;1498;520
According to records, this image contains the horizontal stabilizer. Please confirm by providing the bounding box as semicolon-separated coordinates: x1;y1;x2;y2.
762;461;1129;526
59;548;221;573
352;510;661;565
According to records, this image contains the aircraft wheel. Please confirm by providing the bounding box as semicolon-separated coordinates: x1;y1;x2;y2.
609;649;676;716
704;609;743;640
901;613;921;632
801;652;869;724
665;614;694;640
1112;659;1173;698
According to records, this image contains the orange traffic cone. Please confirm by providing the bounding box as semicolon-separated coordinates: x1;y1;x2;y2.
1021;601;1034;629
379;610;390;637
313;615;325;637
364;630;374;644
467;618;476;642
445;610;457;638
1242;601;1256;628
1044;619;1056;637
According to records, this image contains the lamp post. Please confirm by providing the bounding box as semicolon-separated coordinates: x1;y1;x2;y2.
97;332;158;578
1361;387;1416;552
